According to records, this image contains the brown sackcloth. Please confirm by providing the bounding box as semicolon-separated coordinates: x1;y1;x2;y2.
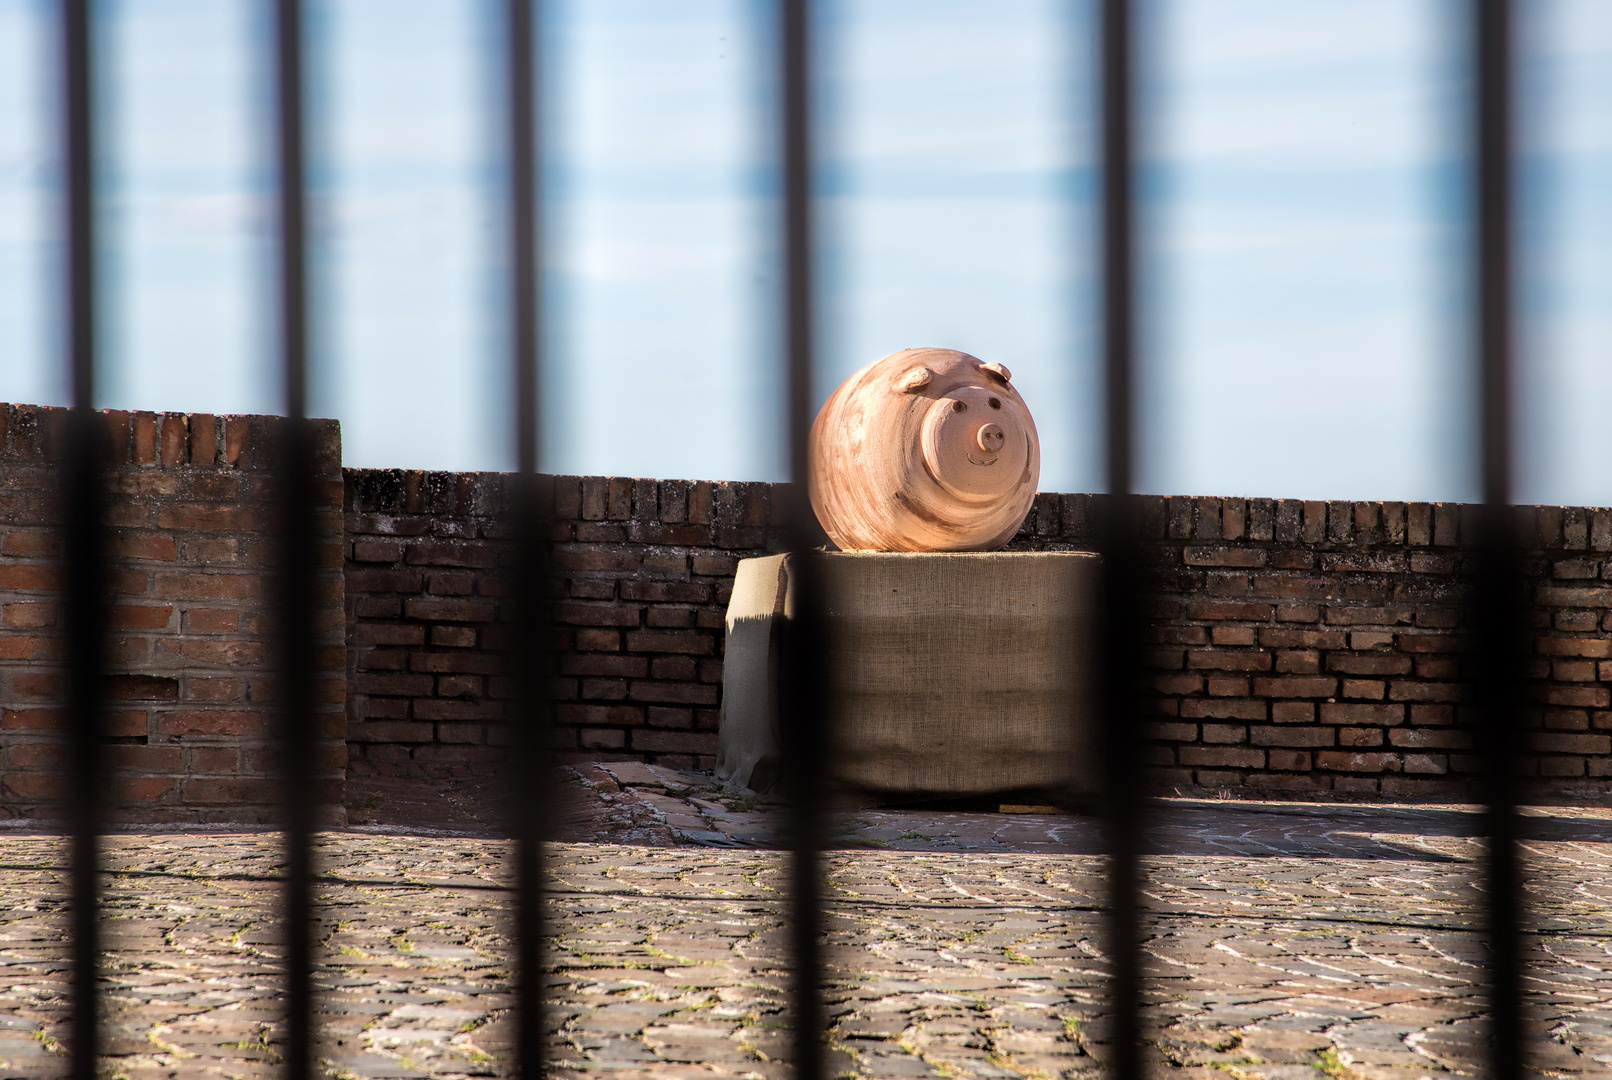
715;551;1103;804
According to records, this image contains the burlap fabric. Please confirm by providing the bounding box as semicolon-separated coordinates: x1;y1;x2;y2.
715;551;1102;804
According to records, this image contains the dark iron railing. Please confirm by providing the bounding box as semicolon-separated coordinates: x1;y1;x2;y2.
1097;3;1145;1080
503;0;552;1075
777;3;829;1080
52;1;1525;1078
272;2;317;1078
1474;2;1523;1077
60;2;104;1078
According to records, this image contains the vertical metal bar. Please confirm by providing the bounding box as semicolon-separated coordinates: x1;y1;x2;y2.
1098;1;1145;1078
778;1;824;1079
272;1;315;1078
504;0;550;1077
60;1;105;1078
1473;1;1522;1077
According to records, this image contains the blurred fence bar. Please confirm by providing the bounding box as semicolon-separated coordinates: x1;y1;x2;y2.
60;1;105;1077
503;0;551;1077
272;1;316;1078
1474;0;1523;1076
1098;1;1146;1078
778;2;826;1079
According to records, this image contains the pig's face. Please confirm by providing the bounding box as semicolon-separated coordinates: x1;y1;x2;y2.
810;347;1040;551
918;378;1033;504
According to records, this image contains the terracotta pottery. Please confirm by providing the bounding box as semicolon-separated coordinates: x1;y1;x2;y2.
809;347;1040;551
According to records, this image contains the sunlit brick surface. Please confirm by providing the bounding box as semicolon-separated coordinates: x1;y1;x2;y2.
0;403;346;823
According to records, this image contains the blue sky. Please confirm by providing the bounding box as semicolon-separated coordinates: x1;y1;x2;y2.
1;0;1608;503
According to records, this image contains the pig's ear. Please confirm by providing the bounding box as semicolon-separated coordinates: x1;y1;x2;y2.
894;366;933;394
977;361;1012;384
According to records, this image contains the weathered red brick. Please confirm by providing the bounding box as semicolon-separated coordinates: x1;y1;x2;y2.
1528;732;1612;754
111;744;184;773
1207;677;1251;698
559;654;648;678
154;639;261;667
555;704;644;727
1185;601;1272;622
1538;585;1612;608
1388;681;1470;703
0;564;63;590
1274;649;1320;674
1340;679;1386;700
630;729;717;754
1252;676;1336;698
1152;675;1202;696
105;674;178;701
153;572;260;599
1413;657;1460;680
119;776;177;803
1327;653;1411;675
410;652;502;674
104;711;148;737
404;598;496;622
0;634;57;661
185;608;239;633
1324;606;1415;626
1179;746;1264;769
1251;725;1335;747
157;710;261;737
429;625;475;648
1388;727;1470;749
626;682;719;705
625;630;714;655
1553;659;1599;682
1319;702;1404;726
1;529;59;557
356;672;434;696
7;743;63;769
155;504;261;531
1180;699;1265;721
1316;751;1401;773
1185;649;1271;672
555;602;642;628
1145;721;1198;742
351;540;403;563
1537;636;1612;658
181;778;279;804
1184;547;1266;568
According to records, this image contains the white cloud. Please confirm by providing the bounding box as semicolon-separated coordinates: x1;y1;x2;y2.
1152;0;1453;172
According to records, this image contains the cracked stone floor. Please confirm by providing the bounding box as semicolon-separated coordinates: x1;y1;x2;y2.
3;779;1612;1080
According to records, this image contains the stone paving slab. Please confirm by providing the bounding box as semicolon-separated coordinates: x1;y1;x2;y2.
2;802;1612;1078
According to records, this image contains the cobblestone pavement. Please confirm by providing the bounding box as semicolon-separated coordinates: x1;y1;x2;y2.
4;794;1612;1080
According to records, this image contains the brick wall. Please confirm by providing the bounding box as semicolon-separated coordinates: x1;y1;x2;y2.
347;473;1612;800
1009;494;1612;799
0;403;346;823
7;397;1602;809
343;471;777;777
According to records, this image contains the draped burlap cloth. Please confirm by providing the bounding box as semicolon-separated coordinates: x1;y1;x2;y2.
715;551;1102;804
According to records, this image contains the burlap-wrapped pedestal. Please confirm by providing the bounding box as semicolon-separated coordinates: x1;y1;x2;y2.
715;551;1102;805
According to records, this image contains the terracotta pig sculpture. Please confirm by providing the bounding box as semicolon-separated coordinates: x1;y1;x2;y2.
808;347;1040;551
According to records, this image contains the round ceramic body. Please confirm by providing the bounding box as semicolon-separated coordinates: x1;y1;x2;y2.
809;348;1040;552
